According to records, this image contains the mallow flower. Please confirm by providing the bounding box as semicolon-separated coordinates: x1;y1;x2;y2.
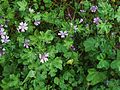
58;31;68;38
0;28;6;36
34;20;40;26
39;53;49;63
17;22;28;32
24;39;30;48
1;35;10;43
90;6;98;12
93;17;100;24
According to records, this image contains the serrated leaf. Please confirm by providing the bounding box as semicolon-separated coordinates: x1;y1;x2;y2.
87;69;107;85
17;0;27;11
111;50;120;70
83;38;96;52
52;57;63;70
115;6;120;22
22;70;36;84
54;77;59;85
97;60;109;69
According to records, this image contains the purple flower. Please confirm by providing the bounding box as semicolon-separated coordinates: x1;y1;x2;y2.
58;31;68;38
93;17;100;24
34;20;40;26
79;18;83;23
17;22;28;32
80;10;86;13
0;47;5;56
1;35;10;43
90;6;98;12
24;39;30;48
39;53;49;63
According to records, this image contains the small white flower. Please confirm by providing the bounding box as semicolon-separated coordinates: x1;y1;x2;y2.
58;31;68;38
17;22;28;32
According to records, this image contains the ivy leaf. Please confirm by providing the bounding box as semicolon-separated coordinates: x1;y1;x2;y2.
83;38;96;52
86;69;107;85
17;0;27;11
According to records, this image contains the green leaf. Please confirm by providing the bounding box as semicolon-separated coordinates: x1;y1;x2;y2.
17;0;27;11
22;70;36;84
83;38;96;52
53;57;63;70
116;50;120;60
111;60;120;71
54;77;59;85
86;69;107;85
40;30;54;43
43;0;52;7
97;60;109;69
56;43;67;53
115;6;120;22
66;59;74;65
111;50;120;71
63;71;73;80
97;22;112;34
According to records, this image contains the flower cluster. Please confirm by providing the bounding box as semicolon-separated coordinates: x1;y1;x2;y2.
0;25;10;43
79;5;100;25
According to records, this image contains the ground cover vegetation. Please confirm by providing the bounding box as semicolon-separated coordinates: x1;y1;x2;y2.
0;0;120;90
